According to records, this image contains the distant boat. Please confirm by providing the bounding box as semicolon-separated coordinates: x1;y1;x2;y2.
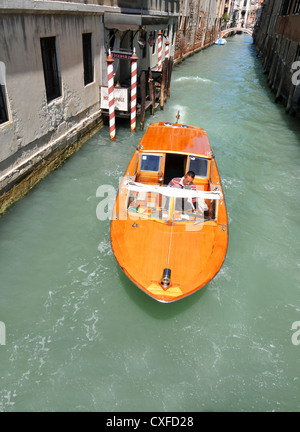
110;121;229;303
215;38;227;45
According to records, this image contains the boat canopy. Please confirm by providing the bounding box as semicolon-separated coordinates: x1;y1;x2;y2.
123;180;223;200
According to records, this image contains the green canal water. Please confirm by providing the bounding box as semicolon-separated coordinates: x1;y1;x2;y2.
0;34;300;412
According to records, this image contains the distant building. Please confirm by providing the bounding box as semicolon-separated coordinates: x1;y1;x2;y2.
173;0;226;62
248;0;264;29
219;0;260;33
224;0;252;28
253;0;300;116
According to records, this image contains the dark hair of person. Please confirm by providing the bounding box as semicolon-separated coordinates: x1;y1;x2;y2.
186;170;195;179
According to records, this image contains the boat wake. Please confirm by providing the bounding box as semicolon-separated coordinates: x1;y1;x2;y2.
174;76;215;84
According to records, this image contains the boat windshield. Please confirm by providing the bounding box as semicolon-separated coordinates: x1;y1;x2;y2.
126;190;216;222
188;156;208;178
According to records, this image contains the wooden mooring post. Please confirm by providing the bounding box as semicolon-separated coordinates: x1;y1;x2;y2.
160;60;167;110
140;70;146;130
148;69;155;115
136;55;173;125
167;56;173;97
164;58;168;103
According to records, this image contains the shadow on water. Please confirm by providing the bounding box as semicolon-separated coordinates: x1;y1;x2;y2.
116;266;207;319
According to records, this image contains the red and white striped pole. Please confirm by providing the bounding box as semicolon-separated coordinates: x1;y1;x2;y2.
157;30;162;71
106;49;115;141
130;48;138;132
165;39;170;59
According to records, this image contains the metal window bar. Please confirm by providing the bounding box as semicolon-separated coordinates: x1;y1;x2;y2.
40;37;61;102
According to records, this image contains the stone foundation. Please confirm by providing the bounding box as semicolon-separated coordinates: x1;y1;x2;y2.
0;114;103;214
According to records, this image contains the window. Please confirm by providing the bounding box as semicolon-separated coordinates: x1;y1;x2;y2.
109;30;115;51
172;23;176;45
294;44;300;62
189;157;208;178
281;0;293;15
152;31;156;54
0;85;8;124
179;15;183;30
126;189;212;222
82;33;94;86
293;0;300;14
142;31;147;59
40;37;61;102
140;154;161;172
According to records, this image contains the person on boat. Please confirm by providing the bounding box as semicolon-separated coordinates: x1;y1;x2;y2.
168;171;199;212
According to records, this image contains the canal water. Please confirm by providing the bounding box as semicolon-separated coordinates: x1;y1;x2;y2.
0;34;300;412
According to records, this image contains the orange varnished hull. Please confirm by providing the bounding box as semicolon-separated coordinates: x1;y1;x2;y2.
110;122;228;302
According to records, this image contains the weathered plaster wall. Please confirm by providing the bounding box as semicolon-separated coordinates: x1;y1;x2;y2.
0;13;102;169
0;8;106;212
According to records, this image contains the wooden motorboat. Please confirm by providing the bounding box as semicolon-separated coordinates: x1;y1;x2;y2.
110;121;228;303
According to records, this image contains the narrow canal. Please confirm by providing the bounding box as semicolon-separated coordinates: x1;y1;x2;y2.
1;34;300;412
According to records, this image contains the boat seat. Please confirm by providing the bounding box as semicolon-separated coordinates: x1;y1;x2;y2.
135;191;161;209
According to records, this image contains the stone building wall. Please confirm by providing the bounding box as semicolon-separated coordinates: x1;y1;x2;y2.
0;7;105;213
253;0;300;116
0;0;180;213
174;0;225;63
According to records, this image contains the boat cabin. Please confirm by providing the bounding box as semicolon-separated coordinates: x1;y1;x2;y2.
136;151;210;187
121;123;223;225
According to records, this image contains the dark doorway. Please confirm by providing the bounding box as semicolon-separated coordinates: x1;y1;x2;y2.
163;154;187;185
